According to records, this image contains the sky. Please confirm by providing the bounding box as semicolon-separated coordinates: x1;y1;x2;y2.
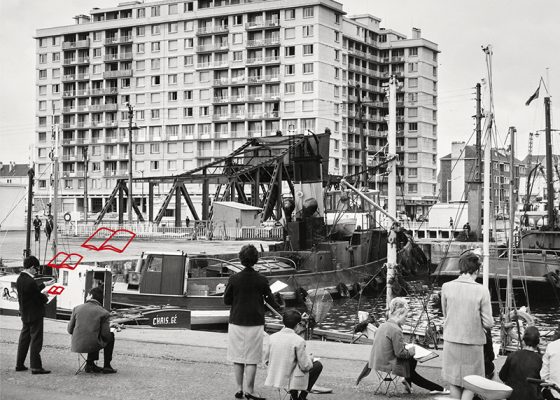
0;0;559;165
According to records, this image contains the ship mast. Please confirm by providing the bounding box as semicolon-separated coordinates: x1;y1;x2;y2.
544;97;555;228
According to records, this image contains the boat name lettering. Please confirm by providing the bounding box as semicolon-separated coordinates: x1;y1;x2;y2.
152;314;178;325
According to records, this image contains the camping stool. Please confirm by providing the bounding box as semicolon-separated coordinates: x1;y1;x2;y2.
75;353;87;375
275;388;291;400
374;371;401;397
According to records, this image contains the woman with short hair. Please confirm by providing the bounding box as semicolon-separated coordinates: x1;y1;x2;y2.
369;297;448;395
441;251;493;400
224;244;278;400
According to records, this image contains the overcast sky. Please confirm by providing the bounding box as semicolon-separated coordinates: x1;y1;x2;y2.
1;0;558;165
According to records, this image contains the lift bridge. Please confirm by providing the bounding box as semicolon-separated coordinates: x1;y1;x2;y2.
95;132;331;226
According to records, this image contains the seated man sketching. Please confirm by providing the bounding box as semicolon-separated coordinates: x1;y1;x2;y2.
265;310;323;400
67;286;117;373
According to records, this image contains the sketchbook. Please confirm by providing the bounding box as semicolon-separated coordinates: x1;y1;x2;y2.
47;252;83;270
405;343;438;363
81;227;136;253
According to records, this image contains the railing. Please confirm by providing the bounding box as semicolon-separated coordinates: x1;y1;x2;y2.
246;37;280;47
105;36;132;45
61;221;284;241
103;70;132;78
62;39;90;50
196;25;229;35
91;87;118;96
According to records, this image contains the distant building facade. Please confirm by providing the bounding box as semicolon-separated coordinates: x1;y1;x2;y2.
439;142;526;215
33;0;438;219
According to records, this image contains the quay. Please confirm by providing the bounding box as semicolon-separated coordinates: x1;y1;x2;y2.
0;315;506;400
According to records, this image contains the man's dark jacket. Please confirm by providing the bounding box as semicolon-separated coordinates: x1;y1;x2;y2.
16;273;47;323
67;299;112;353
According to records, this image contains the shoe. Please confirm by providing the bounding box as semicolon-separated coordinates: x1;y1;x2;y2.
244;394;266;400
102;366;117;374
85;363;103;373
430;389;450;395
15;366;28;372
402;380;412;393
31;369;51;375
235;391;244;399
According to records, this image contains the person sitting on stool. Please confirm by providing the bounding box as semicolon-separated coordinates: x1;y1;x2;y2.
67;286;116;374
265;310;323;400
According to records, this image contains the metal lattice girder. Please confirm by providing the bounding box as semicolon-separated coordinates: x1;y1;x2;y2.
94;180;123;225
154;181;178;224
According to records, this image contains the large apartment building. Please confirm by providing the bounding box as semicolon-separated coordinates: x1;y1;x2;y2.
34;0;438;219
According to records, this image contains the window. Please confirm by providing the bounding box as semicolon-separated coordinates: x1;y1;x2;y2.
150;161;160;171
199;89;210;100
137;8;145;18
199;71;210;82
151;93;161;103
408;92;418;103
302;82;314;93
408;108;418;117
92;64;101;74
302;25;314;37
233;15;243;25
303;63;313;74
184;55;193;66
136;60;145;71
39;54;47;64
408;184;418;193
232;33;243;44
302;100;313;112
167;160;177;170
151;42;160;52
168;22;178;33
408;62;418;72
151;75;161;86
39;70;47;79
285;9;295;20
152;25;161;35
92;48;101;58
303;44;313;55
39;85;47;96
52;84;60;94
334;67;339;79
168;40;178;51
184;73;194;83
184;107;193;117
136;110;145;120
168;91;178;101
335;13;341;25
284;28;295;40
168;74;178;85
151;6;160;17
150;143;160;153
151;58;160;70
334;86;339;97
184;38;194;48
199;106;209;116
137;26;145;36
184;90;192;100
408;153;417;163
136;144;144;154
335;31;340;42
303;6;314;18
408;138;418;148
168;3;178;14
168;57;178;68
409;47;418;56
408;78;418;88
284;101;295;112
183;125;194;137
151;109;160;119
38;101;47;111
184;21;194;32
168;108;178;119
233;51;242;62
408;122;418;131
408;168;417;178
39;38;47;47
285;46;295;57
285;83;295;94
121;78;131;88
285;65;295;75
185;2;193;12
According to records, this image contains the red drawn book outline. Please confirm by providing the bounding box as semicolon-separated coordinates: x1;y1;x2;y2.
81;227;136;254
47;286;65;296
47;252;84;270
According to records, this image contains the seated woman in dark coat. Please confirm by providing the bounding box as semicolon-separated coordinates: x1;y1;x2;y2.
369;297;448;395
499;326;543;400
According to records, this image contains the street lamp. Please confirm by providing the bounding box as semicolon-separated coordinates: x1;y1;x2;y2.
139;170;144;213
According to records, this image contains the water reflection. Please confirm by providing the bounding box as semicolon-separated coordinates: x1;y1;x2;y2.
317;281;559;346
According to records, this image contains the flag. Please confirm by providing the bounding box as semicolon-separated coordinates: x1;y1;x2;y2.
525;84;540;106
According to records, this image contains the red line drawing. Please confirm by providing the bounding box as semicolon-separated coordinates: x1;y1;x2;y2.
47;286;65;296
81;227;136;254
47;252;84;270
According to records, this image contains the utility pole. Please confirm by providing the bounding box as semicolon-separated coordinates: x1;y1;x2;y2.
386;76;398;310
476;83;483;180
52;117;59;258
356;85;368;188
544;97;554;228
82;146;89;223
24;167;35;258
127;103;134;223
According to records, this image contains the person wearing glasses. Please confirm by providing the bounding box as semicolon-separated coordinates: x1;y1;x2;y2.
441;251;493;400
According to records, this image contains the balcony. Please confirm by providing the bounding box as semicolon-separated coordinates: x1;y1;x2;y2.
247;76;264;84
103;70;132;78
62;74;77;82
104;36;132;45
62;39;90;50
62;106;77;114
391;56;405;63
263;74;280;82
90;104;118;112
247;94;263;102
246;38;280;48
263;93;280;101
62;90;76;98
103;169;119;177
104;53;133;62
61;122;76;130
76;73;90;81
196;25;229;35
245;19;280;30
91;87;118;96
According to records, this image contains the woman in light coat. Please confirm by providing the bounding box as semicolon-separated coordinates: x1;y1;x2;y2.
441;250;493;400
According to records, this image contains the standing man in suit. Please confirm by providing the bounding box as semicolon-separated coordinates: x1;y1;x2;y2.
265;310;323;400
15;256;52;374
67;286;117;373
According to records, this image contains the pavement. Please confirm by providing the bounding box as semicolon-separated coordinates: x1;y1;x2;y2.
0;315;465;400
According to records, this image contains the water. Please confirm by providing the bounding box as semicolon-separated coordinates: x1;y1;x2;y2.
316;280;560;347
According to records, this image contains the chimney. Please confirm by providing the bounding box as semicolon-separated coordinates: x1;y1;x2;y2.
412;27;421;39
73;14;91;24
